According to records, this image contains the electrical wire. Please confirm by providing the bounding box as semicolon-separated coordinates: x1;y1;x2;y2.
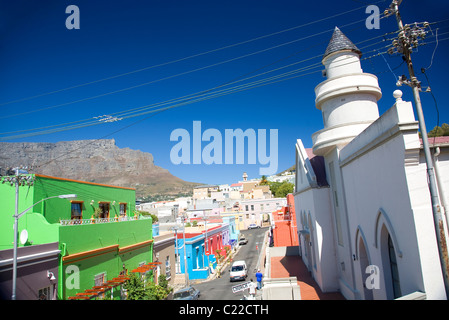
0;34;396;140
0;12;388;120
0;1;387;108
0;44;392;141
0;30;393;137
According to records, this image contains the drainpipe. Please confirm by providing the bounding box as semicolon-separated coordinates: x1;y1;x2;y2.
58;243;67;300
434;147;449;235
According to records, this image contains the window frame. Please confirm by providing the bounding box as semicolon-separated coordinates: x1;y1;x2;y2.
119;202;127;216
98;202;110;219
70;201;84;220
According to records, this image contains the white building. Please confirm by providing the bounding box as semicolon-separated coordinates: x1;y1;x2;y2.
293;27;448;300
240;197;287;228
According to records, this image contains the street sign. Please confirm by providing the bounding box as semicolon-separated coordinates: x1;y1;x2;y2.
231;281;251;294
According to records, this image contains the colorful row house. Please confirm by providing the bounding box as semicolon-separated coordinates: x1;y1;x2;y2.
176;219;238;281
0;174;153;300
271;194;299;247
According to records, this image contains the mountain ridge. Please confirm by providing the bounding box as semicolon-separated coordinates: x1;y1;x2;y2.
0;139;201;198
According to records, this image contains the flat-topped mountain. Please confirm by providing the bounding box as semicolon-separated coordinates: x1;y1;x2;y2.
0;139;200;197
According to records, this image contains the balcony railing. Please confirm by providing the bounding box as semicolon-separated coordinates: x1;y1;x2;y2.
60;215;152;226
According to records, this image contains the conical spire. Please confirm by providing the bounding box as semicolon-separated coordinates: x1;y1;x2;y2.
323;27;361;59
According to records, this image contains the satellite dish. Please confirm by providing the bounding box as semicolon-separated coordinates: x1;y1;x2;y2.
20;229;28;245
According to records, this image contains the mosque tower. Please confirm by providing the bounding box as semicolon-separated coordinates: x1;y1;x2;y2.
312;27;382;156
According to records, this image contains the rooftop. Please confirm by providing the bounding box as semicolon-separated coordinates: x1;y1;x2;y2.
323;26;362;59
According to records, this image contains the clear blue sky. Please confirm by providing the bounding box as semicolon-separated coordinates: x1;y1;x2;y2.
1;0;448;185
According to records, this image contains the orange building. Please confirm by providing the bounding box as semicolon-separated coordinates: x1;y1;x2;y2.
272;194;298;247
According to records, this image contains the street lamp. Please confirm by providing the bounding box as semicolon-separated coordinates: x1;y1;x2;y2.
11;192;77;300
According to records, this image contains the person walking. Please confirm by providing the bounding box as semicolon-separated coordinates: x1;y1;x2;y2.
256;269;263;290
248;279;257;299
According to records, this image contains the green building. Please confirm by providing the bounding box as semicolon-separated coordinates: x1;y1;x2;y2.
0;174;153;300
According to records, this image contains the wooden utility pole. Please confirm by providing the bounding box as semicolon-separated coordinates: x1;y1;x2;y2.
388;0;449;297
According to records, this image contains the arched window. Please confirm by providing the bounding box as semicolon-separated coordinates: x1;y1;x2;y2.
387;234;402;299
380;224;402;299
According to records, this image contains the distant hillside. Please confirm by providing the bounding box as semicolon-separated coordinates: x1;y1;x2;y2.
0;139;201;198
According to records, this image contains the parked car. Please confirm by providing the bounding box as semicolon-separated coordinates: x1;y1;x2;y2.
248;223;260;229
239;237;248;245
173;286;201;300
229;260;248;282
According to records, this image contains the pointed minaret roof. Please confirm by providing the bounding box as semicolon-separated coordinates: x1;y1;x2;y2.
323;27;362;59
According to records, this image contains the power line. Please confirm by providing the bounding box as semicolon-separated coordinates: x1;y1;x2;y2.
0;31;405;140
0;43;393;141
0;17;374;120
0;1;385;108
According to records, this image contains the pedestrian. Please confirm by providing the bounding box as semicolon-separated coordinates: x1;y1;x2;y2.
256;269;263;290
248;279;256;299
217;265;221;278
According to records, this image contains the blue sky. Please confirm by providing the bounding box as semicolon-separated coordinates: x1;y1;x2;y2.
1;0;448;186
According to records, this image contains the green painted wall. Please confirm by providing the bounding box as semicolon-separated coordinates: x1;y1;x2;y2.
0;179;39;250
0;174;153;300
32;175;136;223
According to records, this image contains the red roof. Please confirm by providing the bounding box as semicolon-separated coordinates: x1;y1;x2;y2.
422;136;449;145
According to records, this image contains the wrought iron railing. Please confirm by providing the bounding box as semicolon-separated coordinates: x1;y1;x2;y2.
60;215;152;226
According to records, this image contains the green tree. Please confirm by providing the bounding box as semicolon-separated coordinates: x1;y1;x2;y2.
136;210;158;223
124;273;149;300
268;181;294;198
124;273;172;300
260;175;269;185
275;182;294;197
425;123;449;138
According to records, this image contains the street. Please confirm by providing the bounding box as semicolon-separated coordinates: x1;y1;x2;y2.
193;227;268;300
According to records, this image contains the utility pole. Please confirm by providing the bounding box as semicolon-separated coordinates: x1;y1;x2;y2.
1;167;35;300
387;0;449;297
182;213;189;286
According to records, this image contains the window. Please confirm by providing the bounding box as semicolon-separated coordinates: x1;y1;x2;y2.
71;201;83;220
38;286;52;300
99;202;110;219
165;256;171;280
388;235;402;298
245;205;249;211
119;203;127;216
94;272;106;299
94;272;106;286
251;205;254;211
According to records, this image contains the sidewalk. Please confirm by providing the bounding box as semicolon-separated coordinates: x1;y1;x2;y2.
270;255;345;300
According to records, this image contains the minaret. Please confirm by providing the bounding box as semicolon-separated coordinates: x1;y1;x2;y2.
312;27;382;156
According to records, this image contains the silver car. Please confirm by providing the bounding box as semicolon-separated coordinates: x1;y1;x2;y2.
173;286;201;300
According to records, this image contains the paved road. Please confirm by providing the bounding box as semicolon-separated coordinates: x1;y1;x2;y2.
193;227;268;300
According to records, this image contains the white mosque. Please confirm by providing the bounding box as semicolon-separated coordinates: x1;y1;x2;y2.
293;27;449;300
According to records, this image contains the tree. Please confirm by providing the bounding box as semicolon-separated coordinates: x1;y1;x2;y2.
275;182;294;198
268;181;294;198
124;273;149;300
124;273;172;300
421;123;449;138
260;175;269;185
428;123;449;137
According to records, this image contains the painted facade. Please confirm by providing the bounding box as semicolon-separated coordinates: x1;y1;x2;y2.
176;223;232;280
0;174;153;300
271;194;298;247
293;27;448;300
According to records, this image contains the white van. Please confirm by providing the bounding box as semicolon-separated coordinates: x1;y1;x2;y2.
229;260;248;282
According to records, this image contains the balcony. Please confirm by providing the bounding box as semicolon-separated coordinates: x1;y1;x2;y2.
59;215;152;226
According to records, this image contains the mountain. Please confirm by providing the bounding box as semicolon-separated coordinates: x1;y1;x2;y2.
0;139;201;198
